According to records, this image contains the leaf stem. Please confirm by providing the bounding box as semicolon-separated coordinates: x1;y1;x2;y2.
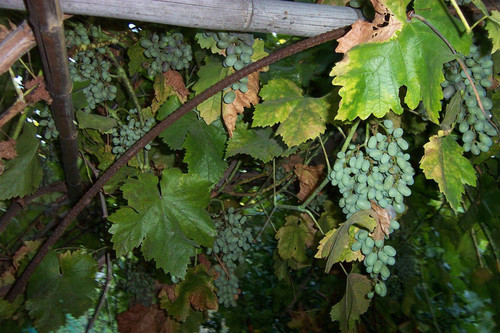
449;0;472;34
318;135;331;171
340;119;360;154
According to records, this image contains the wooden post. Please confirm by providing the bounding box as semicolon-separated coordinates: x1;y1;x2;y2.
26;0;82;203
1;0;360;37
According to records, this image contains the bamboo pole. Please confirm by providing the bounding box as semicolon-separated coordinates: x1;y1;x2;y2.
26;0;82;203
1;0;360;37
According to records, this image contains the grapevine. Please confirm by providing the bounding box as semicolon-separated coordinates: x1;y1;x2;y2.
442;43;497;155
207;207;253;307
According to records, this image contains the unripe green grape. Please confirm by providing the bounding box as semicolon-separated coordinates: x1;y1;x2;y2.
365;252;378;267
365;237;375;248
351;241;362;252
223;91;236;104
373;260;383;273
380;265;390;280
375;282;387;296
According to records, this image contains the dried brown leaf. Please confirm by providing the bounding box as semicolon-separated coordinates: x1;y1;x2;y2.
0;139;17;161
117;304;174;333
25;76;52;104
222;72;260;137
336;0;402;54
164;70;189;103
282;154;304;173
369;201;392;240
294;164;325;202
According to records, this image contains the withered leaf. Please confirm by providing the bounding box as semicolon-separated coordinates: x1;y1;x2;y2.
294;164;324;201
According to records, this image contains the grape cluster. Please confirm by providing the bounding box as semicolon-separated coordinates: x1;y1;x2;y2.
352;227;398;298
140;33;192;76
110;109;155;156
65;23;91;47
66;24;117;111
37;108;59;140
200;31;255;103
330;120;415;218
207;207;253;307
68;49;117;110
442;44;497;155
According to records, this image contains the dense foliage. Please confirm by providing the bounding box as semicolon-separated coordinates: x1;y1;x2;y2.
0;0;499;332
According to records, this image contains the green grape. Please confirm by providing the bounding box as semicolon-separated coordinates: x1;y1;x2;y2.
366;252;378;266
223;91;236;104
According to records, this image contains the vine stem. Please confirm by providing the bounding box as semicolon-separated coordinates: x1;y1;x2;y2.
4;27;348;302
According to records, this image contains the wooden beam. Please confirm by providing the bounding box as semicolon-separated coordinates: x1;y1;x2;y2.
1;0;360;37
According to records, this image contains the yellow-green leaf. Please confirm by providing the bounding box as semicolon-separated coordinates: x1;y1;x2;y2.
420;133;477;212
316;211;376;273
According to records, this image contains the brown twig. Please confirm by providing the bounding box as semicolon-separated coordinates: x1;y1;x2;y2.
85;253;112;333
4;27;348;302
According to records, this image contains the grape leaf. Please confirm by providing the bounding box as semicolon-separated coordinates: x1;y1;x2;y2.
331;0;472;123
420;132;477;212
276;215;316;265
330;273;372;333
25;251;98;333
76;110;117;131
157;97;228;185
0;123;42;200
315;210;377;272
195;32;224;55
157;95;190;150
159;264;218;321
226;122;291;162
294;164;324;202
127;40;148;76
335;0;406;54
182;119;228;185
108;169;214;278
117;303;175;333
192;56;230;124
253;78;333;147
486;10;500;53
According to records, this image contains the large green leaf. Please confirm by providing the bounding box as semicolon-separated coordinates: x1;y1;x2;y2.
26;251;97;333
0;123;42;200
330;273;372;333
315;210;377;273
108;169;214;278
331;0;471;123
192;56;230;124
253;78;333;147
420;133;477;212
226;122;291;162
